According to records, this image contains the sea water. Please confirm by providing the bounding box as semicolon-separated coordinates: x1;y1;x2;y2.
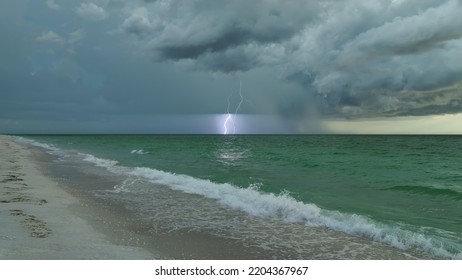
17;135;462;259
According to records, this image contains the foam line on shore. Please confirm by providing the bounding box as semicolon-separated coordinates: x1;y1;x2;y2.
17;136;462;259
0;135;157;259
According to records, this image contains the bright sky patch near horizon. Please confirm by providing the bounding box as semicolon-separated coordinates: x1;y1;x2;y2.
1;0;462;134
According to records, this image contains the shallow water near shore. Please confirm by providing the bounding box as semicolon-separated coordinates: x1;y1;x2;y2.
17;135;462;259
0;136;157;259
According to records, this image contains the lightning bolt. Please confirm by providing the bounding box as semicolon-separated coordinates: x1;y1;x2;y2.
223;95;232;135
233;80;244;134
223;80;244;135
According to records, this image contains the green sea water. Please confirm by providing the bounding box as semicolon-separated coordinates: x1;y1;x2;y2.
20;135;462;259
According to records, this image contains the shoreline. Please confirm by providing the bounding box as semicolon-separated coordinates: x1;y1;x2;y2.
1;135;436;260
0;135;158;259
0;135;274;259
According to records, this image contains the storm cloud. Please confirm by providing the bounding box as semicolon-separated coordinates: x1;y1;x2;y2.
1;0;462;134
119;0;462;118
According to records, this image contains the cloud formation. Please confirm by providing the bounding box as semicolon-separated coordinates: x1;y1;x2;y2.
117;0;462;119
121;7;156;38
36;31;65;44
36;29;86;55
46;0;61;10
2;0;462;134
143;0;320;71
77;2;107;21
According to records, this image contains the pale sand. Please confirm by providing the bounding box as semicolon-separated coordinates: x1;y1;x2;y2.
0;135;158;259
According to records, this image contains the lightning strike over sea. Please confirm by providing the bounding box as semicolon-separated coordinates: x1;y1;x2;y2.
223;80;244;135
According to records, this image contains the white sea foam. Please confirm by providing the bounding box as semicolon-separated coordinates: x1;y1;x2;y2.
80;153;119;169
130;149;147;155
15;137;59;152
129;166;461;259
112;178;142;193
15;137;461;259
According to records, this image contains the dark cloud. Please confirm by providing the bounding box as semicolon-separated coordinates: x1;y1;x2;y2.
158;27;256;60
2;0;462;134
288;0;462;118
116;0;462;119
157;21;303;61
197;49;259;72
124;0;321;71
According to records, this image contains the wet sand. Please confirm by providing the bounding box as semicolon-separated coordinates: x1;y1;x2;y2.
0;135;157;259
0;135;272;259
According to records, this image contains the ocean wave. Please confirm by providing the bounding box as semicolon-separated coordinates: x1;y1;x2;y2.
130;149;148;155
129;167;461;259
388;185;462;201
80;153;119;169
15;136;60;152
15;137;462;259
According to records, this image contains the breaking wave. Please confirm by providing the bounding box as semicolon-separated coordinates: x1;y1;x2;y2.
128;166;461;259
14;136;462;259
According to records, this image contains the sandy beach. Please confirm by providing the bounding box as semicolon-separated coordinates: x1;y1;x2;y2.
0;135;158;259
0;135;271;260
0;135;440;260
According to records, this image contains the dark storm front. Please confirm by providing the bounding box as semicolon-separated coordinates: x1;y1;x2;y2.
22;135;462;259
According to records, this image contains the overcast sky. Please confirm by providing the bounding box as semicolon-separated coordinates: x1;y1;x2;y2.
1;0;462;134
